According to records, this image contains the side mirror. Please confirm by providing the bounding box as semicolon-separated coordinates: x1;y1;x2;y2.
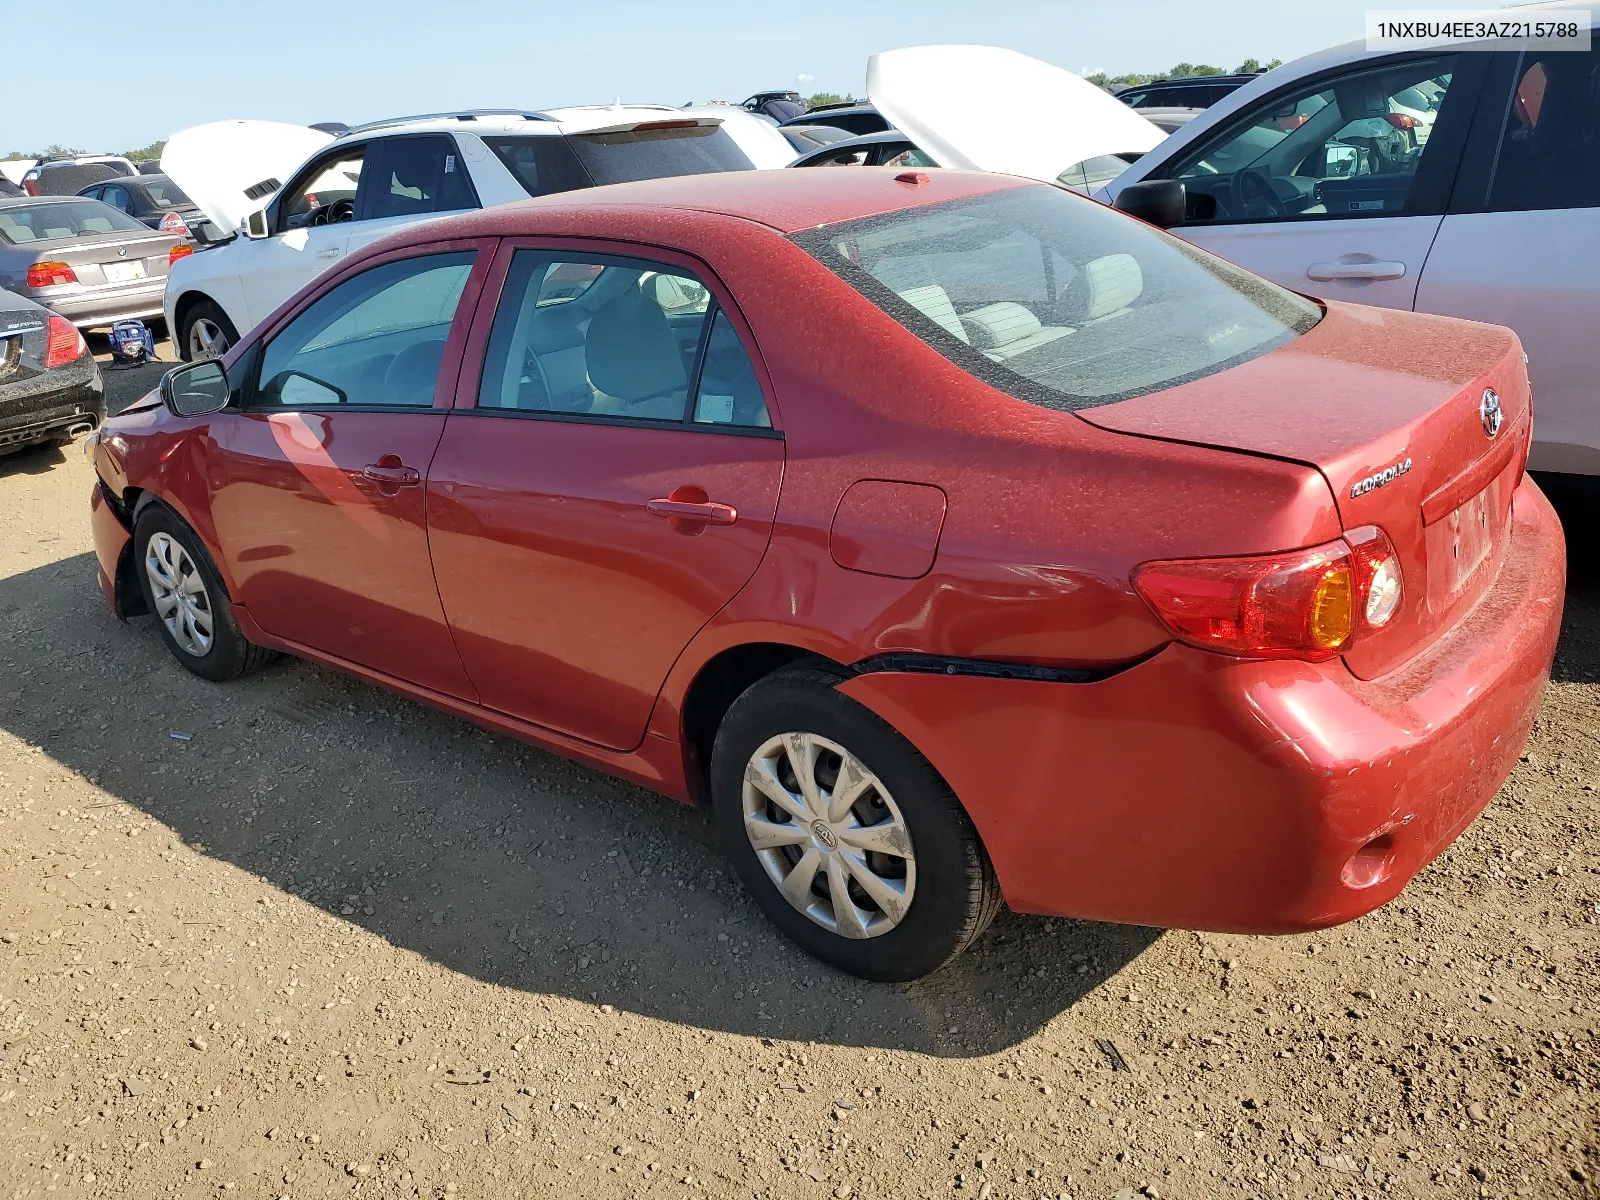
161;360;231;418
1112;179;1187;229
243;209;270;239
1323;144;1359;178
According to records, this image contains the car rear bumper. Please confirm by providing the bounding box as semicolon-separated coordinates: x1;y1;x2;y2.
839;476;1566;933
90;480;135;617
30;281;167;329
0;360;105;451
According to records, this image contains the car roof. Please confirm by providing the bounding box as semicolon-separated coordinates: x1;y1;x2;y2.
0;194;92;208
325;106;699;143
385;167;1031;242
780;104;880;126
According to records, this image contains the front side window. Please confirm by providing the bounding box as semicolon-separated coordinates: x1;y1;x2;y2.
565;124;754;185
793;185;1319;410
478;250;770;428
363;136;480;220
1485;46;1600;213
0;200;148;243
1170;55;1459;223
280;149;365;231
256;252;475;409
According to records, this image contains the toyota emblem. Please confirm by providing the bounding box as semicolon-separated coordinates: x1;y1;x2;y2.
1479;388;1502;439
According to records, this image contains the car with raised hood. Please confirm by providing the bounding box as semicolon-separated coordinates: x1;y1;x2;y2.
0;196;187;330
1101;11;1600;476
91;168;1563;981
802;46;1169;192
77;173;224;247
0;288;104;457
161;108;783;363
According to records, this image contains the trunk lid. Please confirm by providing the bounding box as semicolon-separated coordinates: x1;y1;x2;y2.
161;120;334;233
34;229;181;287
0;304;48;392
1079;302;1529;677
866;45;1167;184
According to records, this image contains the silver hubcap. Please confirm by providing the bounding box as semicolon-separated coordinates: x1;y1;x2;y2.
144;532;214;657
187;317;227;361
741;732;915;939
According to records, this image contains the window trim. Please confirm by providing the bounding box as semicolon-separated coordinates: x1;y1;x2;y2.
239;238;496;415
1146;50;1491;228
356;133;482;224
452;235;783;437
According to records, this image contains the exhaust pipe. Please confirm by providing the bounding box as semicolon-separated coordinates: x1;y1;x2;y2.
63;421;94;438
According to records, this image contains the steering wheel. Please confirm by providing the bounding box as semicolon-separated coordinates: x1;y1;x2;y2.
309;197;356;226
1235;168;1287;219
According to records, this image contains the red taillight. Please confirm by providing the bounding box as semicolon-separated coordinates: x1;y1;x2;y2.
630;119;700;131
159;211;189;235
1133;531;1405;662
26;261;77;288
169;244;194;267
1384;112;1420;130
22;178;39;196
43;315;86;369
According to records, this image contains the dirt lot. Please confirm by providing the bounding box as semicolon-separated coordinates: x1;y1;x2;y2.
0;361;1596;1200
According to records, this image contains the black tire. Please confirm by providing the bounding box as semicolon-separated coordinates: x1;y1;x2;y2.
177;298;238;363
133;504;275;682
711;665;1002;981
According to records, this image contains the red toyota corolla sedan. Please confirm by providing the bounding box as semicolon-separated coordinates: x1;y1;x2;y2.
87;169;1565;981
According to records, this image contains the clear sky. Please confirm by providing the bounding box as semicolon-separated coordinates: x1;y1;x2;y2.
4;0;1481;154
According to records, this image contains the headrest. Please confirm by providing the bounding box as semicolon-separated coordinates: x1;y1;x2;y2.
896;283;970;343
584;287;687;403
960;302;1043;350
1081;254;1143;323
383;338;446;407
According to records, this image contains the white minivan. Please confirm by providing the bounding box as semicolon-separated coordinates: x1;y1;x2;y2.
1103;30;1600;475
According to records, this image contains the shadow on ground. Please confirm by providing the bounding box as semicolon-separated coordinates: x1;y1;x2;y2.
1536;472;1599;685
0;490;1160;1056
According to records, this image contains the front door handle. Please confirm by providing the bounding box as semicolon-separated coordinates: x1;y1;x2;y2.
646;496;738;526
1305;259;1406;281
315;246;342;260
360;461;421;487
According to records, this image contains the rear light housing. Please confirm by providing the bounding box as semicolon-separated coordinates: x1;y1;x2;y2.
1384;112;1421;130
43;315;86;368
169;244;194;267
159;211;189;235
26;261;77;288
1133;528;1404;662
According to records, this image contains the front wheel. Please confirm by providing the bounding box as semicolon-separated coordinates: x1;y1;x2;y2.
178;299;237;362
711;666;1002;981
133;505;275;682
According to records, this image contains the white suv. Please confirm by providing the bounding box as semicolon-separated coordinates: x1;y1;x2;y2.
1102;17;1600;476
162;107;794;361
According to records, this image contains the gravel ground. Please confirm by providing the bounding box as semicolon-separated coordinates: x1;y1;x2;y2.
0;361;1595;1200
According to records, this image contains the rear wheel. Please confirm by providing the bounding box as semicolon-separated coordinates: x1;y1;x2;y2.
133;505;275;682
179;299;237;362
711;666;1002;981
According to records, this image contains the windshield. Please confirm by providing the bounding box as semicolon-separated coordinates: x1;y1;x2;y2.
791;185;1320;410
566;124;754;185
0;199;150;243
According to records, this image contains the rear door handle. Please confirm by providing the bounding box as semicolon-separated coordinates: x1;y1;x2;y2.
1306;259;1406;281
361;462;421;486
646;497;737;525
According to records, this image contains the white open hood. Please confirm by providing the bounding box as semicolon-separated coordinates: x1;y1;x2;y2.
867;45;1166;184
162;120;335;233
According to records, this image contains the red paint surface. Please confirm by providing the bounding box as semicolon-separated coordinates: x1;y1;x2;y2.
88;169;1567;935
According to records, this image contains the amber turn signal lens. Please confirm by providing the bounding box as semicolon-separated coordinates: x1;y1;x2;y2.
1307;564;1355;650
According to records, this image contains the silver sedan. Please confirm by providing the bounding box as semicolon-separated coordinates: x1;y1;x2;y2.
0;196;186;329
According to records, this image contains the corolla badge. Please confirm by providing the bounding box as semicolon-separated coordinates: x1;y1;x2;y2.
1480;388;1502;438
1350;454;1413;499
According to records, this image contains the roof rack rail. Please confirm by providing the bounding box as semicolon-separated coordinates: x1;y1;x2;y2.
340;110;554;137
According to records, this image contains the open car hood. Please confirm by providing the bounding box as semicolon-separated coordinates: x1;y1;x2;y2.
161;120;334;233
866;45;1166;183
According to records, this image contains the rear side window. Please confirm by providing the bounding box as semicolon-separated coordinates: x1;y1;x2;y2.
565;124;754;185
478;249;771;428
0;200;148;243
792;185;1320;410
1485;46;1600;212
483;136;594;198
256;252;475;409
362;136;480;220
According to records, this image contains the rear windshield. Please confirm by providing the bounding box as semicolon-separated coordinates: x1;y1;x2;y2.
141;178;191;208
0;200;149;244
566;124;753;185
791;185;1320;410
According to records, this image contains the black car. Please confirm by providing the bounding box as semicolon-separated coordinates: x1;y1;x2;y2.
0;177;21;199
780;104;890;137
1113;73;1262;111
787;130;934;169
76;174;224;246
0;289;105;458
